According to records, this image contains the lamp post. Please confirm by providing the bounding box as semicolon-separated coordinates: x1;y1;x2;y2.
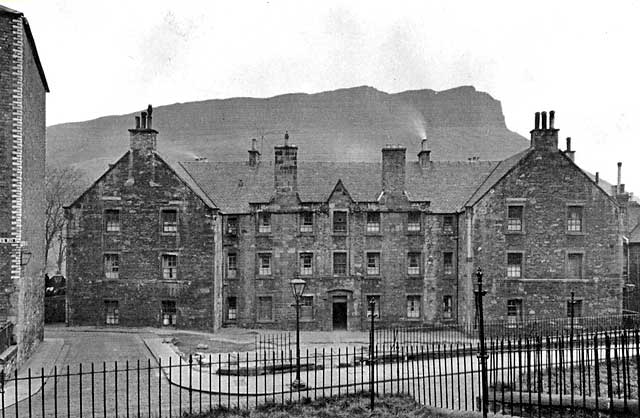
367;296;378;410
290;278;307;390
475;267;488;418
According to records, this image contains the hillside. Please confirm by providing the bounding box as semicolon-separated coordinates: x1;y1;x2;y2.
46;85;529;175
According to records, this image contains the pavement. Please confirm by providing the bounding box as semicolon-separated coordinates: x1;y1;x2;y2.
1;338;65;408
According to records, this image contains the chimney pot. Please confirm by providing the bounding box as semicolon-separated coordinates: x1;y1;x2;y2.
421;138;428;151
617;162;622;190
147;104;153;129
534;112;540;130
541;111;547;130
135;116;140;129
141;112;147;129
284;131;289;146
566;137;571;151
251;138;257;151
549;110;555;129
595;172;599;184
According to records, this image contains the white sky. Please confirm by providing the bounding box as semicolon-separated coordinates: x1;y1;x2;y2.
8;0;640;193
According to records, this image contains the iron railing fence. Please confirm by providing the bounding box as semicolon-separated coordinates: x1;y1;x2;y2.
1;328;639;417
376;313;640;347
254;332;291;351
0;322;14;354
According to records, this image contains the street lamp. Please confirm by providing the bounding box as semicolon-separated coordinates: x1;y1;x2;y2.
290;278;306;390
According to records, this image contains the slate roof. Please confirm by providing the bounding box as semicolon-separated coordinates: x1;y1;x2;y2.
180;159;500;214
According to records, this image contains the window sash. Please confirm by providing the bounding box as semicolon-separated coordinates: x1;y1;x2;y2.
105;210;120;232
407;212;421;231
300;296;314;320
227;297;237;320
258;213;271;233
367;253;380;275
258;254;272;276
507;299;523;323
333;211;348;233
567;254;583;279
105;301;119;325
162;255;177;280
104;254;119;279
443;252;453;275
407;296;421;318
507;253;523;278
162;210;178;233
333;253;347;275
300;212;313;233
567;207;583;232
161;301;177;325
226;218;238;235
408;253;420;275
507;206;523;231
366;213;380;233
443;296;453;319
227;254;237;278
299;253;313;275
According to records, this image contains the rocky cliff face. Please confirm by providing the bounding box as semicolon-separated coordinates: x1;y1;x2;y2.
47;85;528;175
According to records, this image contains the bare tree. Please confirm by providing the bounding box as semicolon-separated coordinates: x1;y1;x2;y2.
45;166;86;272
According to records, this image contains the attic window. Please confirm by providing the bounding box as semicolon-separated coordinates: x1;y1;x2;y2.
333;210;348;234
442;216;454;234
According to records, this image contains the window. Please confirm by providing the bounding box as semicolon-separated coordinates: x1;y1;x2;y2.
300;296;314;321
104;209;120;232
105;300;119;325
366;252;380;276
407;295;421;319
333;210;348;233
567;206;583;232
507;205;523;232
258;253;272;276
407;252;421;275
226;217;238;236
366;212;380;233
104;253;119;279
567;253;583;279
258;296;273;321
443;252;453;275
333;252;347;275
299;253;313;276
162;254;178;280
258;212;271;233
507;252;523;278
443;216;454;234
407;212;421;232
567;299;583;317
443;295;453;319
227;297;237;321
366;295;381;319
227;253;237;278
507;299;523;324
300;212;313;233
161;209;178;233
161;300;177;326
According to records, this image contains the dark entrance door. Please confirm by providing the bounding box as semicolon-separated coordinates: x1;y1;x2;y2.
332;296;348;330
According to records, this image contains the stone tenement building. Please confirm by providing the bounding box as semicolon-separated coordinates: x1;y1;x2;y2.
66;109;625;331
0;5;49;370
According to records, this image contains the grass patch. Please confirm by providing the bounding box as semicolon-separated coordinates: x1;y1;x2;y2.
180;392;489;418
170;333;255;358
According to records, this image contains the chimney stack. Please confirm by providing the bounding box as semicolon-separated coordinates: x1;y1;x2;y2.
617;162;622;192
417;138;431;167
530;109;559;150
564;137;575;162
248;138;261;167
595;172;599;184
274;131;298;193
129;105;158;153
382;144;406;197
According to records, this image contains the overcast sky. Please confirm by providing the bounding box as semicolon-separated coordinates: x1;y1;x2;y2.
10;0;640;193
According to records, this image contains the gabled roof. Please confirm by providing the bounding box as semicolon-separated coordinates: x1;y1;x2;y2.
180;159;499;214
0;6;49;92
65;151;217;210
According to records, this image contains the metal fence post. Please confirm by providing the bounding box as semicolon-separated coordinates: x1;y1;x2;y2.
475;267;489;418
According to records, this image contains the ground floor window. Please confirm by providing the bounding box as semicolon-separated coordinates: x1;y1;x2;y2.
406;295;421;319
442;295;452;320
227;297;237;321
258;296;273;321
507;299;523;324
300;295;314;321
161;300;177;326
105;300;119;325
